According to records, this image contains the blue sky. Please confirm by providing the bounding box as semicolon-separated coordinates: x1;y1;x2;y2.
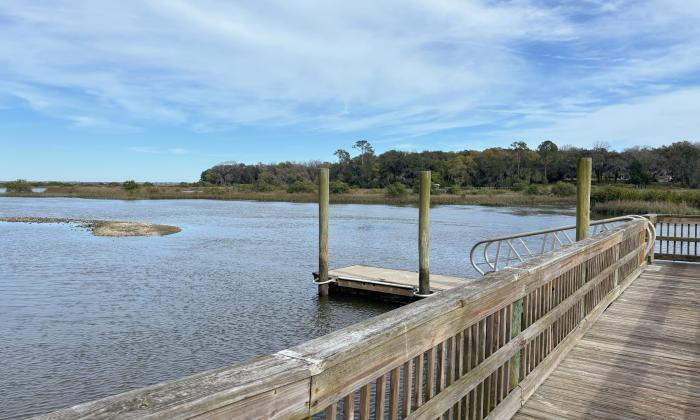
1;0;699;181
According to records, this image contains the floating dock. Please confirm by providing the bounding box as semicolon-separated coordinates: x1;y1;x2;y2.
314;265;474;301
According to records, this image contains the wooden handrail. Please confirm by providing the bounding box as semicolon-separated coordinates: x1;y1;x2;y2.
40;219;651;420
649;214;700;262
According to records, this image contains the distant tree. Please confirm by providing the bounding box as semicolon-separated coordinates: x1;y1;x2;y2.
446;155;476;186
5;179;32;192
537;140;559;183
353;139;374;165
510;141;529;179
122;180;139;191
628;159;652;186
662;141;700;187
334;149;351;164
330;180;350;194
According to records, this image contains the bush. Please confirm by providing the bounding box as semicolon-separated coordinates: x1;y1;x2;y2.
512;181;529;192
386;182;408;197
4;179;33;192
286;180;316;193
330;180;350;194
551;182;576;197
122;180;139;191
524;184;541;195
253;181;276;192
447;185;462;195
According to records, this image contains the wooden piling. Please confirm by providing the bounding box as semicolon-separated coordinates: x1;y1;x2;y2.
576;158;592;241
418;171;431;295
318;168;330;296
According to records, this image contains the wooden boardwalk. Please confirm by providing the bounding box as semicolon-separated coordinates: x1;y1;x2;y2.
514;261;700;419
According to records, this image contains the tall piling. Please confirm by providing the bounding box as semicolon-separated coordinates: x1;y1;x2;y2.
318;168;330;296
418;171;431;295
576;158;592;241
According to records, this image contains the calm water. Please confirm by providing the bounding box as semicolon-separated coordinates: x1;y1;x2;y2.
0;198;574;418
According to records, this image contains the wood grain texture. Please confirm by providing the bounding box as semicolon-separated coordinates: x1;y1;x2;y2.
513;261;700;420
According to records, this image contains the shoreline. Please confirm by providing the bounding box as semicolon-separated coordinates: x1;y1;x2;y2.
0;217;181;237
3;186;698;216
1;187;576;207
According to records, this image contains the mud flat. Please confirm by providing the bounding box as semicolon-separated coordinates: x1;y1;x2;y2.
0;217;180;237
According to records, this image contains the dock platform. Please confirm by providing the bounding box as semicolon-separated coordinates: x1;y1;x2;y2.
314;265;473;300
514;261;700;419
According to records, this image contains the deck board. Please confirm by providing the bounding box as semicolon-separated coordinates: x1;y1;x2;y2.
514;261;700;419
323;265;472;299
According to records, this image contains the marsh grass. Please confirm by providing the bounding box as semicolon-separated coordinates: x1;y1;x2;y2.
7;184;700;215
592;200;700;216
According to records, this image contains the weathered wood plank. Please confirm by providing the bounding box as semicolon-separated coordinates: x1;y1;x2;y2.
513;262;700;420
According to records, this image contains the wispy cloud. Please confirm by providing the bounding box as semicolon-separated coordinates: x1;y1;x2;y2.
128;146;190;155
0;1;698;147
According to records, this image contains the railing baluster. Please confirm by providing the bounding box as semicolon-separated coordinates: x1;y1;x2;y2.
376;374;386;420
343;392;354;420
359;383;371;420
389;367;400;420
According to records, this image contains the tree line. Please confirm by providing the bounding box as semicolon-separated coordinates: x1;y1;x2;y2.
200;140;700;191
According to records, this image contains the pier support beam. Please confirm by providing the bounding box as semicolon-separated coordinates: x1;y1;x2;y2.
418;171;431;295
318;168;330;296
576;158;592;242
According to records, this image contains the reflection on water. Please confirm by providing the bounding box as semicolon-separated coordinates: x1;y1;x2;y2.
0;187;46;193
0;197;573;418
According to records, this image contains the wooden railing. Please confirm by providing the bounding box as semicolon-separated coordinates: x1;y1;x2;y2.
41;219;651;420
650;214;700;262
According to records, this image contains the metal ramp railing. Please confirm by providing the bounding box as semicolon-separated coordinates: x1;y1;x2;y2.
470;215;655;275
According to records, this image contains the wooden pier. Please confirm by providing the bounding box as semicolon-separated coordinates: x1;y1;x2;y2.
314;265;472;301
39;214;700;419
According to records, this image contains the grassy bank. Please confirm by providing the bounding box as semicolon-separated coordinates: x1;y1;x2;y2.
4;183;700;216
2;184;575;207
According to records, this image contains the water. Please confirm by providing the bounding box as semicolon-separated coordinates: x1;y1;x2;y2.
0;188;46;193
0;197;574;418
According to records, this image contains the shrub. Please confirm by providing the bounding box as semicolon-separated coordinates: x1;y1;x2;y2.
4;179;33;192
551;182;576;197
122;180;140;191
286;180;316;193
512;181;529;192
252;181;274;192
386;182;408;197
330;180;350;194
447;185;462;195
142;182;154;187
524;184;541;195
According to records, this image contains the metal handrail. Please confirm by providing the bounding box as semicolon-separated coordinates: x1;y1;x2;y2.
470;215;656;275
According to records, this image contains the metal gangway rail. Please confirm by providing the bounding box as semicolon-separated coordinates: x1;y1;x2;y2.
470;215;656;275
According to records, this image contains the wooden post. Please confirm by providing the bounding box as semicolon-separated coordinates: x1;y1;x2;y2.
418;171;431;295
318;168;330;296
576;158;592;241
508;298;522;391
646;214;656;264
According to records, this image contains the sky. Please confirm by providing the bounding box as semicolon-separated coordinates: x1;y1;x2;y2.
1;0;699;182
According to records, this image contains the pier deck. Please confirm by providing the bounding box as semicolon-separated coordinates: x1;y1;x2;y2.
514;261;700;419
317;265;472;299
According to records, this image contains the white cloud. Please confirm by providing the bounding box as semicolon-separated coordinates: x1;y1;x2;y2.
128;146;190;155
0;0;698;146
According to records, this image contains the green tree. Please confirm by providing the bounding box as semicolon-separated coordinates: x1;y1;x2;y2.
537;140;559;183
5;179;32;192
353;139;374;165
122;180;139;191
510;141;529;179
334;149;351;164
628;159;652;186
